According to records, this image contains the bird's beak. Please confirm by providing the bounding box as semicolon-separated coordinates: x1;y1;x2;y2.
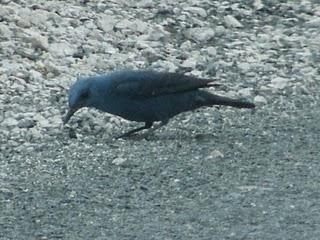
63;107;79;125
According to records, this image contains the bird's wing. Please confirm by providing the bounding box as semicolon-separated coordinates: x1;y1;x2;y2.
114;71;219;98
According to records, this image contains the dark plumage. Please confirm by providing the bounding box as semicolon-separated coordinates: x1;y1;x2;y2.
64;70;255;137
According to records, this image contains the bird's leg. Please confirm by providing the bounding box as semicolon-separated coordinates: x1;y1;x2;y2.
136;119;169;138
116;122;153;138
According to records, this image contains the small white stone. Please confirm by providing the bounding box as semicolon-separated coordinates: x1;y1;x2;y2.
185;27;215;42
97;15;116;32
147;26;170;41
184;7;207;17
151;60;178;72
2;117;18;128
112;157;127;165
253;0;264;10
210;150;224;158
181;58;196;69
49;41;77;57
180;41;192;51
254;95;267;104
18;119;36;129
129;19;149;33
136;0;154;8
206;47;217;56
22;29;49;51
238;88;252;97
215;25;226;36
269;77;290;90
115;19;132;30
224;15;243;28
238;62;251;72
50;115;63;128
34;114;51;128
29;70;43;81
0;24;12;40
305;17;320;28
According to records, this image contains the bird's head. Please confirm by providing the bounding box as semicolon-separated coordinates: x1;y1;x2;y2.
63;77;93;124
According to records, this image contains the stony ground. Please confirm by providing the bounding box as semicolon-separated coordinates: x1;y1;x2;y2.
1;0;320;239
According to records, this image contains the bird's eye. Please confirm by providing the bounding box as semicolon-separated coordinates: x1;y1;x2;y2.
80;90;90;99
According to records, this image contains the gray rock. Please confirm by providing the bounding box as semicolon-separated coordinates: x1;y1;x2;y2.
2;117;18;128
28;128;42;140
180;40;192;51
215;25;226;37
0;24;12;40
97;15;116;32
181;57;197;69
22;29;49;51
29;69;43;81
184;7;207;17
254;95;267;104
18;119;36;129
0;6;15;22
269;77;291;90
33;113;51;129
115;19;132;30
136;0;154;8
298;0;313;14
15;48;40;61
224;15;243;28
253;0;264;10
29;9;50;27
238;62;251;72
238;88;253;97
112;157;127;165
16;8;32;28
147;26;170;41
151;60;178;72
206;46;217;56
208;150;224;159
131;19;149;33
305;17;320;28
141;47;162;62
49;41;77;57
185;27;215;42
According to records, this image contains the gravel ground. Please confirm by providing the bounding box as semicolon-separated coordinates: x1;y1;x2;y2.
1;0;320;239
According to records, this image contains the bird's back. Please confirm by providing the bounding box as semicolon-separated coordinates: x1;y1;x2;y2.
103;70;216;99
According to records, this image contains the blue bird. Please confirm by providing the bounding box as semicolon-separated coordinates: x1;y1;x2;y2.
63;70;255;138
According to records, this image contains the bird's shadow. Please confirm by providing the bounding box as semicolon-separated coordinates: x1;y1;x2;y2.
62;124;218;143
115;130;217;142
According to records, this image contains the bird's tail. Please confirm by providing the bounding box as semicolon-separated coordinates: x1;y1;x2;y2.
206;93;255;109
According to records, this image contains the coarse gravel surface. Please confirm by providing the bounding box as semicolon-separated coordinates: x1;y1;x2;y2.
1;0;320;239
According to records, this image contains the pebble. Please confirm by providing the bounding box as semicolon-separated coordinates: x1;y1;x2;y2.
184;7;207;17
254;96;267;104
185;27;215;42
112;157;127;165
208;150;224;159
49;41;77;57
2;118;18;128
181;58;197;69
224;15;243;28
238;88;253;97
305;17;320;28
269;77;291;90
206;47;217;56
18;119;36;129
97;15;116;32
22;29;49;51
253;0;264;10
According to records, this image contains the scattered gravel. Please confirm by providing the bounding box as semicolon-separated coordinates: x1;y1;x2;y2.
1;0;320;239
